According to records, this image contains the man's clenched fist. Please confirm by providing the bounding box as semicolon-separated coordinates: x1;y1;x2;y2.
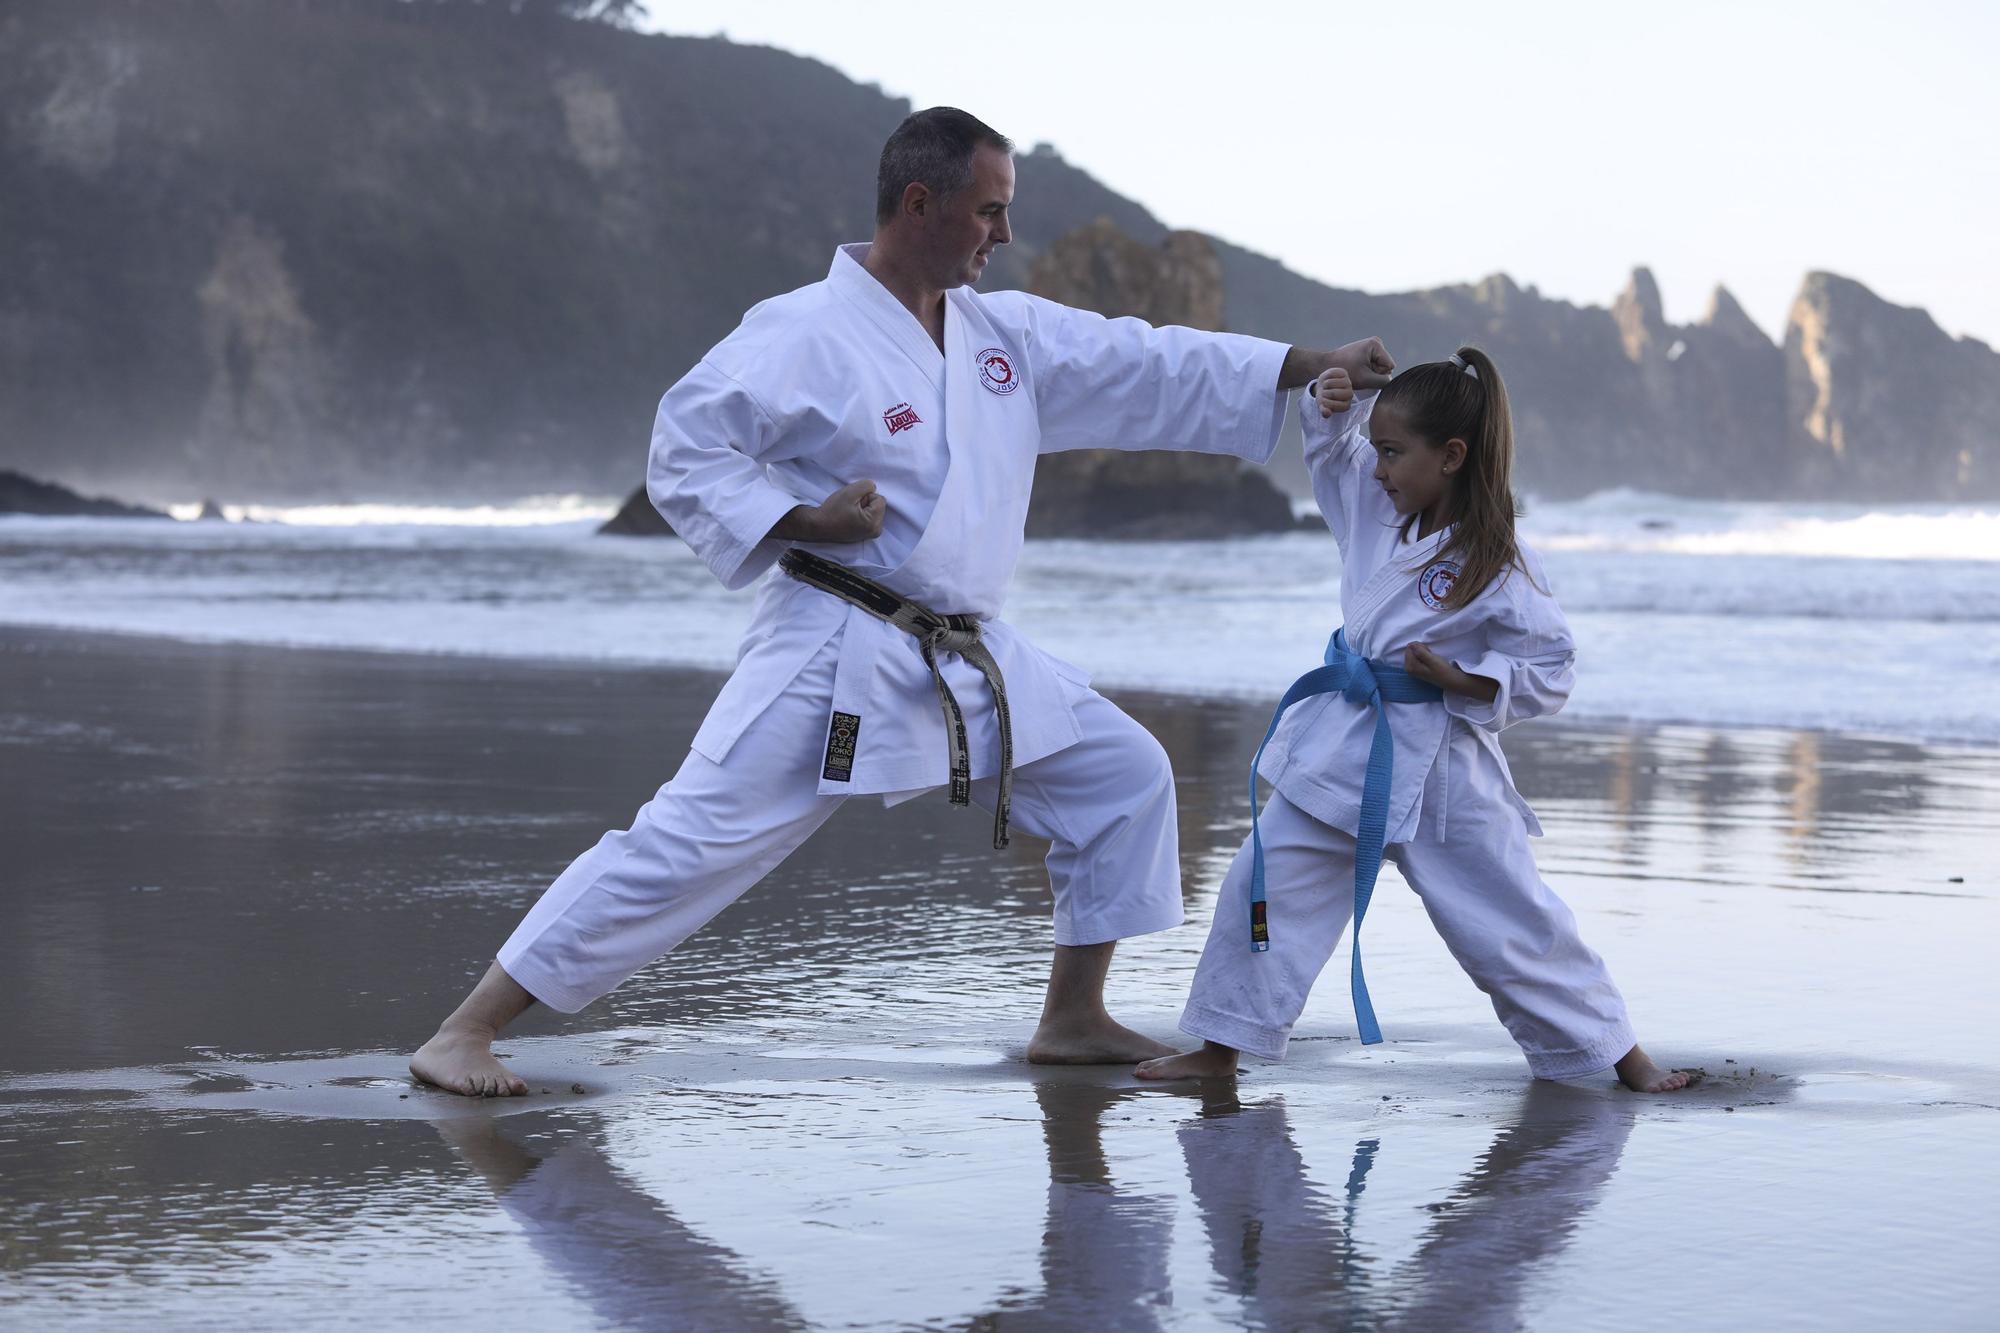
809;478;887;543
1333;336;1396;390
771;478;888;544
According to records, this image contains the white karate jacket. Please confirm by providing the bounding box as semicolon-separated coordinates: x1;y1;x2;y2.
650;243;1290;797
1257;387;1576;843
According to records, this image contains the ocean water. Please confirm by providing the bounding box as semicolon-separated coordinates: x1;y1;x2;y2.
3;490;1997;743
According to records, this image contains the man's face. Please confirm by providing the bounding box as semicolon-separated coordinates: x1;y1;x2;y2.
925;145;1014;287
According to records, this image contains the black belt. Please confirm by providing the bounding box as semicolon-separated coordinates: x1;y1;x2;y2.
779;549;1014;849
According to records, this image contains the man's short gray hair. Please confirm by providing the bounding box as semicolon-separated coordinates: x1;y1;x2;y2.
876;107;1013;224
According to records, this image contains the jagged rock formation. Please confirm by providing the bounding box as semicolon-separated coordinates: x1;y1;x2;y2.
0;469;166;518
597;486;672;536
1785;273;1998;499
1203;230;1991;500
1025;222;1298;539
4;0;1996;506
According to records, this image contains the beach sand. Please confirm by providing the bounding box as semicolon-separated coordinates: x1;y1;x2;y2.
2;627;1997;1328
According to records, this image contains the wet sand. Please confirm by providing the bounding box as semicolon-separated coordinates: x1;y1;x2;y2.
3;627;1998;1329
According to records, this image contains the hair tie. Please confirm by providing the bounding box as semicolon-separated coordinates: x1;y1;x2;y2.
1447;353;1477;378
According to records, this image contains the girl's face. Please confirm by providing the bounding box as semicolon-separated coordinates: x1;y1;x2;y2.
1368;402;1465;523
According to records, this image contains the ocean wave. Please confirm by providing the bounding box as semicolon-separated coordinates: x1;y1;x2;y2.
1521;490;2000;562
4;497;1998;744
159;495;620;526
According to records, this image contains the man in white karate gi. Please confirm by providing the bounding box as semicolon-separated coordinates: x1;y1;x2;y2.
412;107;1394;1096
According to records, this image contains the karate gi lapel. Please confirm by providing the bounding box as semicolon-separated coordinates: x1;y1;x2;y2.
1347;523;1454;657
817;257;995;797
814;287;1046;797
826;244;945;398
809;248;948;791
892;290;1034;614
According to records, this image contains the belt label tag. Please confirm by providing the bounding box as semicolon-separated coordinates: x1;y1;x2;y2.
823;711;861;782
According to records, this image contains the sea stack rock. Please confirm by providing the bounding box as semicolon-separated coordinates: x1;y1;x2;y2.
1663;283;1792;495
1784;272;2000;499
1025;221;1298;539
597;486;675;536
1612;266;1669;365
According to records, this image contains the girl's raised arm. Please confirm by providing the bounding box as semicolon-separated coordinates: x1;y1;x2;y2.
1301;380;1382;554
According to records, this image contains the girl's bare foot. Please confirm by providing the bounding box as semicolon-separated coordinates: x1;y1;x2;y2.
410;1025;529;1097
1134;1041;1241;1081
1027;1015;1177;1065
1615;1043;1696;1093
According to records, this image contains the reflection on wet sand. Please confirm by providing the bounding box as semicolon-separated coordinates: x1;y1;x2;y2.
1501;721;1988;902
1505;723;1952;847
1376;1084;1635;1331
1178;1083;1633;1331
437;1117;803;1331
432;1080;1635;1331
973;1083;1179;1329
1177;1089;1375;1327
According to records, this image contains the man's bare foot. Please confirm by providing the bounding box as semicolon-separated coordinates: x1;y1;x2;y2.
1134;1041;1241;1081
1026;1015;1177;1065
1615;1043;1697;1093
410;1026;528;1098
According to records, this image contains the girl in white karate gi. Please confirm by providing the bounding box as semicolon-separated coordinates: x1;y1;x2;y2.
1138;347;1689;1093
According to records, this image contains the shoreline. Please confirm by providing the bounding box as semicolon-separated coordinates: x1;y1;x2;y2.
6;619;1996;756
3;622;1989;1074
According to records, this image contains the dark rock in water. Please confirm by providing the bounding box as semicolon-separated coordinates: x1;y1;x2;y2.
1026;450;1300;540
196;499;228;520
0;470;167;519
1025;223;1300;540
597;486;675;537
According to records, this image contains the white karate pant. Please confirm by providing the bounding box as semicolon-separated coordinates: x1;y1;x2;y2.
1180;792;1635;1079
498;638;1183;1013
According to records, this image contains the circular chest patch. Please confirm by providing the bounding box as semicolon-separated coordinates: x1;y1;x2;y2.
1418;559;1461;611
976;347;1019;395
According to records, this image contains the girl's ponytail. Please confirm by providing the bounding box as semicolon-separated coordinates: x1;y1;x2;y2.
1376;344;1528;610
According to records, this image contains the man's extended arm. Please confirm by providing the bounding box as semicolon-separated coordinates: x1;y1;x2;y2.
1280;337;1397;394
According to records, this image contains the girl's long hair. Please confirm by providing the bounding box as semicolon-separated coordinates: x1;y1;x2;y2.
1375;345;1526;610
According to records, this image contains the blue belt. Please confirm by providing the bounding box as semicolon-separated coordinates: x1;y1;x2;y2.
1248;626;1442;1045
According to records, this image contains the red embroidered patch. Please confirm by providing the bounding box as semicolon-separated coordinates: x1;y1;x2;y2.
1418;559;1461;611
976;348;1019;395
883;402;922;435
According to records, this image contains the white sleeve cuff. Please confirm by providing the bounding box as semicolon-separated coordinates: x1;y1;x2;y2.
1442;650;1512;730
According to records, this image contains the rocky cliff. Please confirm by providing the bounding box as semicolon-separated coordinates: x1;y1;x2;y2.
3;0;1994;505
1785;272;1998;499
0;0;1157;503
0;470;166;517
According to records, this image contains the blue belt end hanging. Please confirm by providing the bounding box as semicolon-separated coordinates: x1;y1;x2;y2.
1249;899;1269;952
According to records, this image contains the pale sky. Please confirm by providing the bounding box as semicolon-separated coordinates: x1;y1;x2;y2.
640;0;1998;346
